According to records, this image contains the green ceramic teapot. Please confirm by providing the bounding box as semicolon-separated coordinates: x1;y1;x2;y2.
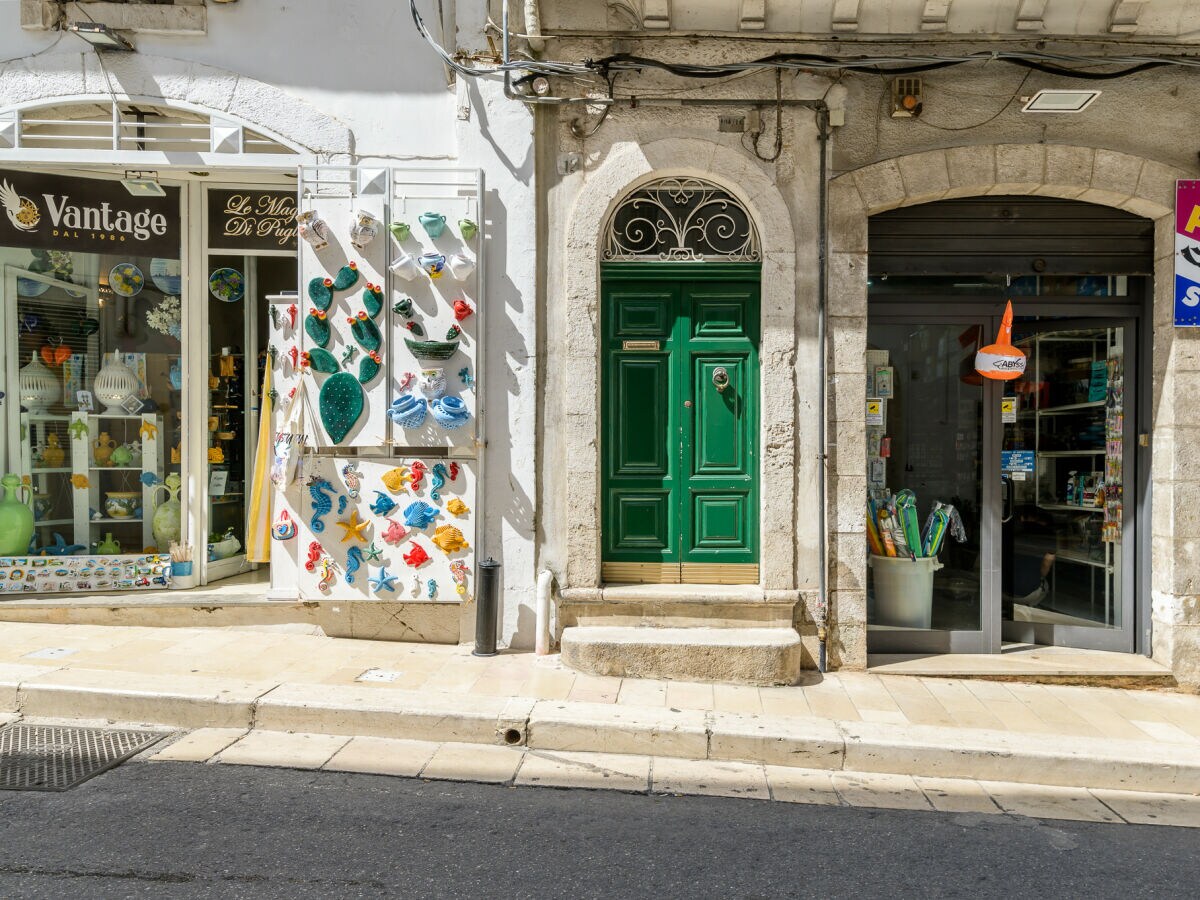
0;473;34;555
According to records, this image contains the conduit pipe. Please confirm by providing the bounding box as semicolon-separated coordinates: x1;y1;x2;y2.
524;0;546;53
535;569;553;655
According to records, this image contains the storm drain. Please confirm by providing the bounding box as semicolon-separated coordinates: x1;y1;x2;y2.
0;723;166;792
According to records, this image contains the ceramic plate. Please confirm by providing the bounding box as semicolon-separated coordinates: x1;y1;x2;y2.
150;257;181;295
17;258;50;297
109;263;145;298
208;267;244;303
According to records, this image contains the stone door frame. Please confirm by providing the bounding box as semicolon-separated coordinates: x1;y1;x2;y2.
561;138;800;597
825;143;1189;674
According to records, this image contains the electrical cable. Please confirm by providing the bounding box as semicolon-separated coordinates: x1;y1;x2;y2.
914;69;1033;132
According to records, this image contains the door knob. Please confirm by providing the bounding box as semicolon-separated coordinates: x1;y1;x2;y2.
712;367;730;393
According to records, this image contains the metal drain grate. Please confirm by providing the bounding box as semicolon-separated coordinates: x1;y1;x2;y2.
0;724;165;792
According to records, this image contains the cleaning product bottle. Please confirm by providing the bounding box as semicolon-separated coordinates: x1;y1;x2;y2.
1065;471;1077;506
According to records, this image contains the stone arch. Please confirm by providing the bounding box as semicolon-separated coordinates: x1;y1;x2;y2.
560;137;801;592
823;143;1188;671
0;51;352;159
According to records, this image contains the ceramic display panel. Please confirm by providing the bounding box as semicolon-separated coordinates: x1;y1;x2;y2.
286;456;476;602
388;169;481;452
296;166;388;448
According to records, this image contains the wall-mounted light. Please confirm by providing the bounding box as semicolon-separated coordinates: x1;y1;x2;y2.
67;22;135;52
891;77;923;118
1020;89;1101;113
121;171;165;197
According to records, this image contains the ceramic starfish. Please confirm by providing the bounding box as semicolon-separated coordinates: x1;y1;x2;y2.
335;510;369;543
363;541;384;562
369;566;398;593
69;419;90;440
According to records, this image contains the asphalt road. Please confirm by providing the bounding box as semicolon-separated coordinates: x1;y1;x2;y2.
0;760;1195;899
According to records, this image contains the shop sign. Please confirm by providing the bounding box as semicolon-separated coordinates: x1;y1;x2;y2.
207;189;297;250
1175;180;1200;326
0;169;178;256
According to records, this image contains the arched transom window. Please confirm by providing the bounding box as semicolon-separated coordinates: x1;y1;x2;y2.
603;176;760;262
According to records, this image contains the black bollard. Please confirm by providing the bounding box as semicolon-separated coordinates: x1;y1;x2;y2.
473;557;500;657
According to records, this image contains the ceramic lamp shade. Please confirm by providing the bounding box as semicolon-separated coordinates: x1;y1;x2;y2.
93;351;140;412
975;301;1026;381
19;351;58;413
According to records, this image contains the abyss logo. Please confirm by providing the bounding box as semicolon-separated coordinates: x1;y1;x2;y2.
0;179;40;232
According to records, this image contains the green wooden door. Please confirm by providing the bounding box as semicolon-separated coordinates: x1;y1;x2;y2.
601;264;759;584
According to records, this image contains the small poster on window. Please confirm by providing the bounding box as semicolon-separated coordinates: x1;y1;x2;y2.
865;398;885;426
208;470;229;496
874;366;894;399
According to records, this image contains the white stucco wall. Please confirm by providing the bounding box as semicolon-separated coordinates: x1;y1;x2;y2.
0;0;543;649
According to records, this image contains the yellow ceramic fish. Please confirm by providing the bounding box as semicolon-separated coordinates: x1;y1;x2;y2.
430;525;468;554
70;474;89;489
380;466;409;492
446;498;469;517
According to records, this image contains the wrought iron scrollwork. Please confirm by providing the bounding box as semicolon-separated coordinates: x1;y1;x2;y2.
603;177;760;262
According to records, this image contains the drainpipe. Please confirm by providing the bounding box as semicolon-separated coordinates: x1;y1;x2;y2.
535;569;553;655
816;104;831;673
524;0;546;53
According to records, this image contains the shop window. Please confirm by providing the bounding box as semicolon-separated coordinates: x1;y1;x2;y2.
0;168;181;585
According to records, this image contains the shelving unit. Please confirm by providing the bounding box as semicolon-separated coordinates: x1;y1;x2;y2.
1007;329;1122;624
67;412;165;554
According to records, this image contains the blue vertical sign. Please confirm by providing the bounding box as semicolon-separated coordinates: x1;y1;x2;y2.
1176;180;1200;326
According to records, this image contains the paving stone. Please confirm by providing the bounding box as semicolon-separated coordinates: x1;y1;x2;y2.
422;742;524;784
980;781;1124;823
1090;789;1200;828
323;737;439;777
915;776;1001;814
516;750;650;792
764;766;843;805
832;772;932;811
218;730;350;770
150;728;247;763
651;757;770;800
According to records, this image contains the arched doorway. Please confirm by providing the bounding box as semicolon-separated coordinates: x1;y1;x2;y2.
599;177;762;585
865;195;1151;654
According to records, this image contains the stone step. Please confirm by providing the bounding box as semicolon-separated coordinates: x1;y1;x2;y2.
560;625;803;686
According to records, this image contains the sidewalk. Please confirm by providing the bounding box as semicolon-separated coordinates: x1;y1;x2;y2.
1;621;1199;802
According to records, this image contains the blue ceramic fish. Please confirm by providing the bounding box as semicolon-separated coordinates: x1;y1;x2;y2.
370;491;398;517
403;501;438;529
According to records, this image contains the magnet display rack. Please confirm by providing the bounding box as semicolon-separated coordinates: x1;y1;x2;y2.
270;166;484;602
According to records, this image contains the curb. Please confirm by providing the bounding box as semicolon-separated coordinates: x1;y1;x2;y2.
5;668;1199;795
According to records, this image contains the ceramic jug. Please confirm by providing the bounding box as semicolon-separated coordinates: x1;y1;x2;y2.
39;433;65;468
418;211;447;238
0;474;34;555
96;533;121;554
93;432;116;467
149;473;183;549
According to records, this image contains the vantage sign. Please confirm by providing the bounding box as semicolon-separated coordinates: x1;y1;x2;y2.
0;169;179;256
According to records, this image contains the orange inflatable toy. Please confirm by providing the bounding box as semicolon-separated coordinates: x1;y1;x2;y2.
975;300;1026;381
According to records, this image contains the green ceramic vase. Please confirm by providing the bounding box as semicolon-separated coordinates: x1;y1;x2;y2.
0;474;34;555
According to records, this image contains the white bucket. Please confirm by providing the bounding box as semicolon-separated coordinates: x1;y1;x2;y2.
869;554;943;629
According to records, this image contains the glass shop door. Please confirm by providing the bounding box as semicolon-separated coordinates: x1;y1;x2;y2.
1001;319;1137;652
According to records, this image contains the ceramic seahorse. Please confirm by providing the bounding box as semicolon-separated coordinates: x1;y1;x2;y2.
317;558;336;592
308;476;335;533
341;461;362;499
337;495;348;515
430;463;448;502
345;546;365;585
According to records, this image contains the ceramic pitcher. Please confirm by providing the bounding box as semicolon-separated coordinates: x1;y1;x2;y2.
0;474;34;555
93;432;116;467
149;473;183;550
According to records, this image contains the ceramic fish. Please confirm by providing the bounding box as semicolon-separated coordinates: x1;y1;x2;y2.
381;467;408;493
370;491;398;517
403;501;438;529
431;525;468;554
382;519;407;545
446;498;469;517
402;542;430;567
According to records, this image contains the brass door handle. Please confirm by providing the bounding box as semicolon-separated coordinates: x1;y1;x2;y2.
712;367;730;393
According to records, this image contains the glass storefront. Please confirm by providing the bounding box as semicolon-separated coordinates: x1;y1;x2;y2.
0;169;297;594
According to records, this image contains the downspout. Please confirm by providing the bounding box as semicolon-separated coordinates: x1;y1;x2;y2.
816;104;830;673
524;0;546;53
535;569;553;655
